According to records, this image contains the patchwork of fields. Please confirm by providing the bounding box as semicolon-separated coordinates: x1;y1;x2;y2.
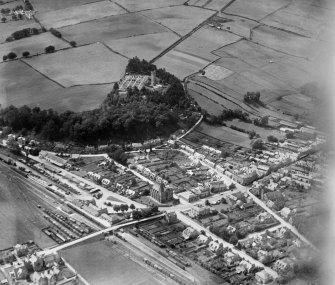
0;0;332;120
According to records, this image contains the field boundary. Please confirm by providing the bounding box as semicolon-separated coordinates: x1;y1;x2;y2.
20;59;66;88
150;11;218;63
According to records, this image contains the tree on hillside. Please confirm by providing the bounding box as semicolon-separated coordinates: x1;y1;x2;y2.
2;55;7;61
251;138;264;150
70;41;76;47
1;17;6;23
7;52;17;60
130;204;135;210
45;45;55;53
22;51;30;58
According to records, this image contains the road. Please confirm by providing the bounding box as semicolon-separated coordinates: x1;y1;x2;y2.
43;213;165;254
176;212;279;279
247;190;318;251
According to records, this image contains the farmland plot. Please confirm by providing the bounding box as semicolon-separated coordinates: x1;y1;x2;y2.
0;32;70;62
155;50;211;79
0;60;112;112
223;0;290;21
107;32;179;61
174;27;241;61
205;0;234;10
29;0;103;13
214;40;290;68
251;25;323;59
23;43;128;87
114;0;186;12
0;20;41;44
58;13;169;45
197;122;251;148
35;1;127;29
139;5;215;36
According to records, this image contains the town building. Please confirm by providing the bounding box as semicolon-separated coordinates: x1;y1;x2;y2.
189;205;210;218
150;183;173;203
255;270;272;284
178;191;199;203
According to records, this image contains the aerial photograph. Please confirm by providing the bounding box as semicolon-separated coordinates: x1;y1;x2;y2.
0;0;334;284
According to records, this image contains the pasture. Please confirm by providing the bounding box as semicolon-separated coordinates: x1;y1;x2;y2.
139;5;215;36
0;19;41;44
223;0;290;21
0;32;70;62
197;122;251;148
0;60;112;112
187;88;224;116
214;39;289;68
29;0;102;12
155;50;211;79
23;43;128;87
260;3;332;39
114;0;185;12
174;26;241;61
107;32;179;61
35;0;127;29
58;13;168;45
217;14;258;39
251;25;321;59
205;0;233;10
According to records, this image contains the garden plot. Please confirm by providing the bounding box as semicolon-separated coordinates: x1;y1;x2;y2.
139;5;215;36
223;0;290;21
174;27;241;61
58;13;168;45
106;32;179;61
0;32;69;62
155;49;211;79
23;43;128;87
35;1;127;29
114;0;185;12
203;64;233;81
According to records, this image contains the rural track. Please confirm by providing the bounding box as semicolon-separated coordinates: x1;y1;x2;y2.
150;11;218;64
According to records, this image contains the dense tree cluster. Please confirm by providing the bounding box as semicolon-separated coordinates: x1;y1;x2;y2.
24;0;34;10
244;91;260;103
267;135;278;143
44;45;55;53
0;58;198;144
206;109;251;125
6;28;39;42
50;28;62;38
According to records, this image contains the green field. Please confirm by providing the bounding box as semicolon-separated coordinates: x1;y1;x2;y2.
35;0;127;29
23;43;128;87
62;240;162;285
0;32;70;62
0;60;113;112
58;13;169;46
